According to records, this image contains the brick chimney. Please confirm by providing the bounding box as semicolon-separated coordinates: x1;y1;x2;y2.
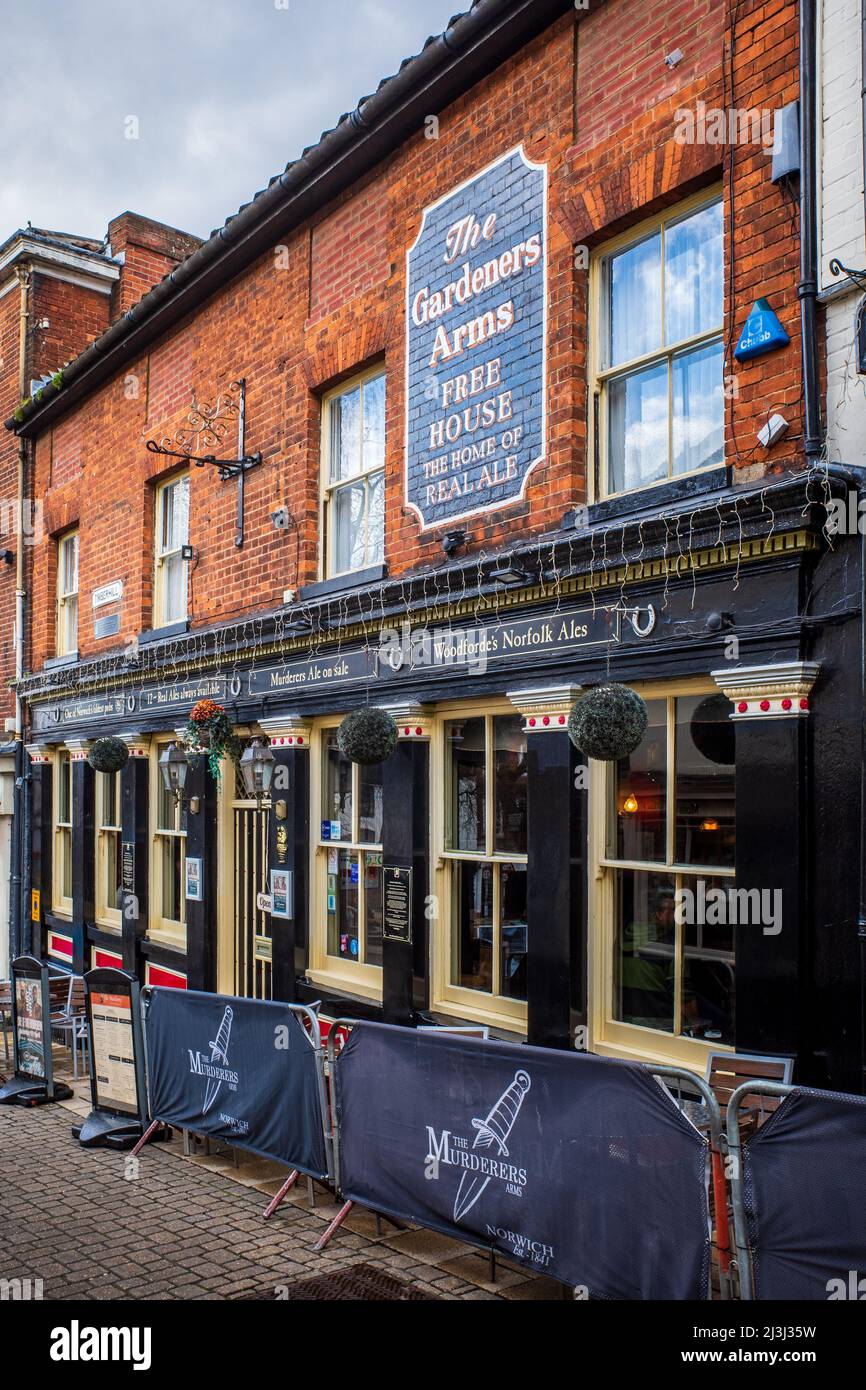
107;212;203;317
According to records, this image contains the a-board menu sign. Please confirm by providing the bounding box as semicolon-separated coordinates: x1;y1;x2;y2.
90;988;139;1116
0;955;70;1104
77;968;148;1143
14;969;46;1079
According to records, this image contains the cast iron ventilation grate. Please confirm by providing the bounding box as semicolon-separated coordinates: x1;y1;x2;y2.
239;1261;439;1301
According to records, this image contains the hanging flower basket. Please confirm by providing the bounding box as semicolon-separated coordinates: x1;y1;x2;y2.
567;683;648;761
87;736;129;774
337;707;397;765
184;699;241;784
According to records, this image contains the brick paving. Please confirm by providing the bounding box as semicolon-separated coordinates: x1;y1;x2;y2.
0;1085;564;1302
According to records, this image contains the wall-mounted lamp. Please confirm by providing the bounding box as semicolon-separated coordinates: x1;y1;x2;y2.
489;562;536;587
240;737;275;804
623;794;639;814
158;740;190;805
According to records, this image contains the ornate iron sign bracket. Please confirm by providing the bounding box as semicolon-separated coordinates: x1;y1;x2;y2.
145;378;262;548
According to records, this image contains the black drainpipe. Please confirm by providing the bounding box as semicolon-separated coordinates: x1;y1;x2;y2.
859;0;866;1093
799;0;822;463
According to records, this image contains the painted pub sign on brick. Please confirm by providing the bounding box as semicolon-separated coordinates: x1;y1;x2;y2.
405;145;547;530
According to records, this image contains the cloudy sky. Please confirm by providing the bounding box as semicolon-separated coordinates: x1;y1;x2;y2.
0;0;461;242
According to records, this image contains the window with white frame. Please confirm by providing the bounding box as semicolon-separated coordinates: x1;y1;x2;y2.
310;726;384;991
321;368;385;577
95;771;122;928
154;473;189;626
436;712;528;1024
593;194;724;496
151;742;186;942
594;689;736;1060
53;750;73;913
56;530;79;657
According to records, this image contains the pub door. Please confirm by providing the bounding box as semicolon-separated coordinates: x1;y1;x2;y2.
231;770;272;999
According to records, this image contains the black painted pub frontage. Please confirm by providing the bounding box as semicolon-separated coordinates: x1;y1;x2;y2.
18;469;866;1095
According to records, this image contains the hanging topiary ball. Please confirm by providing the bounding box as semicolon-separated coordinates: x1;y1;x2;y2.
337;707;397;765
567;683;648;761
87;736;129;774
689;694;735;765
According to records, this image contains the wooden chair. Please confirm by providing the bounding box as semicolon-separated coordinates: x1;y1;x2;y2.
671;1051;794;1135
706;1051;794;1131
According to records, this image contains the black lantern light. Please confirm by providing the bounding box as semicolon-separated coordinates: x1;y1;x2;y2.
240;737;275;803
159;741;190;804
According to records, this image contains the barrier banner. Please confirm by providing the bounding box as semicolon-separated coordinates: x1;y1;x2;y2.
742;1088;866;1300
144;987;329;1178
335;1023;710;1298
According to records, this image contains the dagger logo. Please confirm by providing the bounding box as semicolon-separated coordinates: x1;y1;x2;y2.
453;1070;531;1223
202;1006;233;1114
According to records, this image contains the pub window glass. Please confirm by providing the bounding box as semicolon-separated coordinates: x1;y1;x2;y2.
154;473;190;626
56;529;79;657
320;725;384;969
54;750;74;909
598;196;724;496
444;713;528;1002
324;369;385;578
604;693;735;1044
153;744;186;932
96;771;123;926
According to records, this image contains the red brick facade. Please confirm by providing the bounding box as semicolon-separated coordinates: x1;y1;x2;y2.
18;0;807;676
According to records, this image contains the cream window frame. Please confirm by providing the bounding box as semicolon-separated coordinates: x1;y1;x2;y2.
307;718;384;1001
52;749;74;916
56;529;79;657
95;770;122;931
431;701;528;1033
588;677;735;1073
149;739;187;949
588;186;725;501
319;364;386;580
153;472;190;627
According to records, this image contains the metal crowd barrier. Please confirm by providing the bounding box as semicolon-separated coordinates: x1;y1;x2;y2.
326;1020;732;1297
726;1078;866;1301
133;990;335;1209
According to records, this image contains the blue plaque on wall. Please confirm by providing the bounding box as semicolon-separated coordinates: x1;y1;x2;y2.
405;145;548;530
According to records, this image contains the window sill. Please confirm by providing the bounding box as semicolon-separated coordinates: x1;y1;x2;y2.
565;466;728;530
138;620;190;646
44;652;78;670
592;1030;732;1076
147;925;187;952
306;966;382;1004
432;991;527;1034
300;563;387;601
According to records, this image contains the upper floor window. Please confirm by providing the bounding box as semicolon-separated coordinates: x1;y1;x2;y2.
56;530;79;657
154;473;189;626
593;194;724;496
321;368;385;578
